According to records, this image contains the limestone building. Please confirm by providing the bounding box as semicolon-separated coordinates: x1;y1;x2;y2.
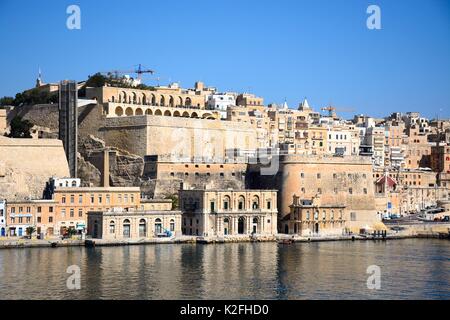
87;207;182;240
178;189;278;237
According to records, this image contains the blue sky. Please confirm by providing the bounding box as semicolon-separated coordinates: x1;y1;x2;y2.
0;0;449;119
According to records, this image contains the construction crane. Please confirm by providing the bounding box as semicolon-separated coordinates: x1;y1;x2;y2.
321;105;355;119
102;64;155;81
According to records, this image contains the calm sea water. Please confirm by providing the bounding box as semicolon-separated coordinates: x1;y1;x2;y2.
0;239;449;300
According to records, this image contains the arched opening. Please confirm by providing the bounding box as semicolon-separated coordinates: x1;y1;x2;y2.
142;93;147;105
155;218;162;235
155;109;162;116
182;111;190;118
151;94;156;105
178;97;183;107
294;223;298;234
132;92;137;104
160;96;165;106
164;110;171;116
238;217;245;234
170;219;175;232
252;196;260;210
111;96;115;102
139;219;146;237
121;91;127;103
115;106;123;116
135;108;143;115
169;96;174;108
185;97;192;107
71;180;77;187
252;217;259;234
223;218;230;235
238;196;245;210
284;224;289;234
223;196;230;210
125;107;133;116
191;112;199;118
109;221;115;234
145;109;153;115
314;223;319;234
123;219;131;238
202;113;213;119
173;110;181;117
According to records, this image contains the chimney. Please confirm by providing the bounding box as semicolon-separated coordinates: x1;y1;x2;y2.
103;149;110;187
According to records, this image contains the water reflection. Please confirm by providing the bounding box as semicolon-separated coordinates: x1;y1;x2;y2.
0;239;448;300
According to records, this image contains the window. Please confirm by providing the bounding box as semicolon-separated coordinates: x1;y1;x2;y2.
19;217;23;223
363;188;368;194
349;188;353;194
317;173;321;179
26;217;31;223
118;194;122;203
210;201;215;212
98;195;103;204
37;217;41;223
49;207;53;213
70;209;74;218
62;196;66;204
26;207;31;213
70;195;74;204
350;212;357;221
61;209;66;217
11;207;15;214
11;217;15;223
314;211;319;220
300;173;304;178
267;201;271;209
90;194;95;204
37;207;42;213
306;211;310;220
78;209;83;217
322;211;326;220
223;197;230;210
318;188;322;194
170;219;175;232
131;195;134;203
124;194;128;203
49;217;53;223
106;194;110;204
109;221;115;234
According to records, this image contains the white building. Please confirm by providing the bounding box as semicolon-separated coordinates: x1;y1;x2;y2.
206;93;236;119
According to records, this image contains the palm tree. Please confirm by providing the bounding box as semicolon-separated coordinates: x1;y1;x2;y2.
26;226;36;238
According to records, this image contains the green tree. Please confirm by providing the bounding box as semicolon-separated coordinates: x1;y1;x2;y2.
0;96;14;106
26;226;36;238
85;73;107;88
165;194;179;210
8;116;33;138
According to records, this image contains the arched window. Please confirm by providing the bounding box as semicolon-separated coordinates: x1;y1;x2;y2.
185;97;192;106
160;96;165;106
125;107;133;116
314;211;319;220
252;196;259;210
238;217;245;234
238;196;245;210
139;219;146;237
322;210;326;220
169;96;174;107
331;210;334;220
115;106;123;116
155;218;162;235
223;196;230;210
151;94;156;105
306;211;310;220
132;92;137;104
142;93;147;105
223;218;230;235
123;219;131;238
170;219;175;232
71;180;77;187
252;217;258;234
109;221;115;234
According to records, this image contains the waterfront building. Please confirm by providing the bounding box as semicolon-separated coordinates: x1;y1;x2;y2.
87;206;182;240
178;189;278;237
285;194;347;236
0;199;6;237
51;186;141;236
